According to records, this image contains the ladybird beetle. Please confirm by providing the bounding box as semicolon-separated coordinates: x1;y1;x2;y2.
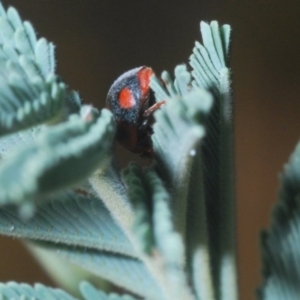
106;66;165;157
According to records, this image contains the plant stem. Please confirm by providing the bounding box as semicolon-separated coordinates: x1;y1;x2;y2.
219;68;238;300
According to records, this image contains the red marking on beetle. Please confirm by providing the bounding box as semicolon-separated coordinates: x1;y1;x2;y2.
137;67;154;99
119;87;135;109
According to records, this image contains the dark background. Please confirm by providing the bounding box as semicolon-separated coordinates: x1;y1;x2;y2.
1;1;300;299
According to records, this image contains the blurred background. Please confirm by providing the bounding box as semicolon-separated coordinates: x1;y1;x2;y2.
0;0;300;299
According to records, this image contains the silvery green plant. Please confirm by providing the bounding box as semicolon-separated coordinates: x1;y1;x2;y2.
0;2;297;300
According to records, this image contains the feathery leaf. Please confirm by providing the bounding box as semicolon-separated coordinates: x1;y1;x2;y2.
190;21;235;300
0;107;115;218
0;281;140;300
0;281;76;300
122;163;194;299
0;3;67;135
0;190;135;257
35;242;163;300
150;21;235;300
150;65;213;234
121;163;154;254
258;141;300;299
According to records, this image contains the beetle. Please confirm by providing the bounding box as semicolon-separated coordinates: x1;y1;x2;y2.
106;66;165;157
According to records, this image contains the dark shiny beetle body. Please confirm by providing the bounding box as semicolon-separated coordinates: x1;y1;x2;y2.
106;66;165;157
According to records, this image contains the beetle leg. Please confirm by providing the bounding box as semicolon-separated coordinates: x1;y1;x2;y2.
143;100;166;117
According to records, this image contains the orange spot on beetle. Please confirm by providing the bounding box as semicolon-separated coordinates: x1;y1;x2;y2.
119;87;135;109
137;67;154;99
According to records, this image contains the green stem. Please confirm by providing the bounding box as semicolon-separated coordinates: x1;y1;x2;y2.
219;68;238;300
89;162;134;232
186;147;216;300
